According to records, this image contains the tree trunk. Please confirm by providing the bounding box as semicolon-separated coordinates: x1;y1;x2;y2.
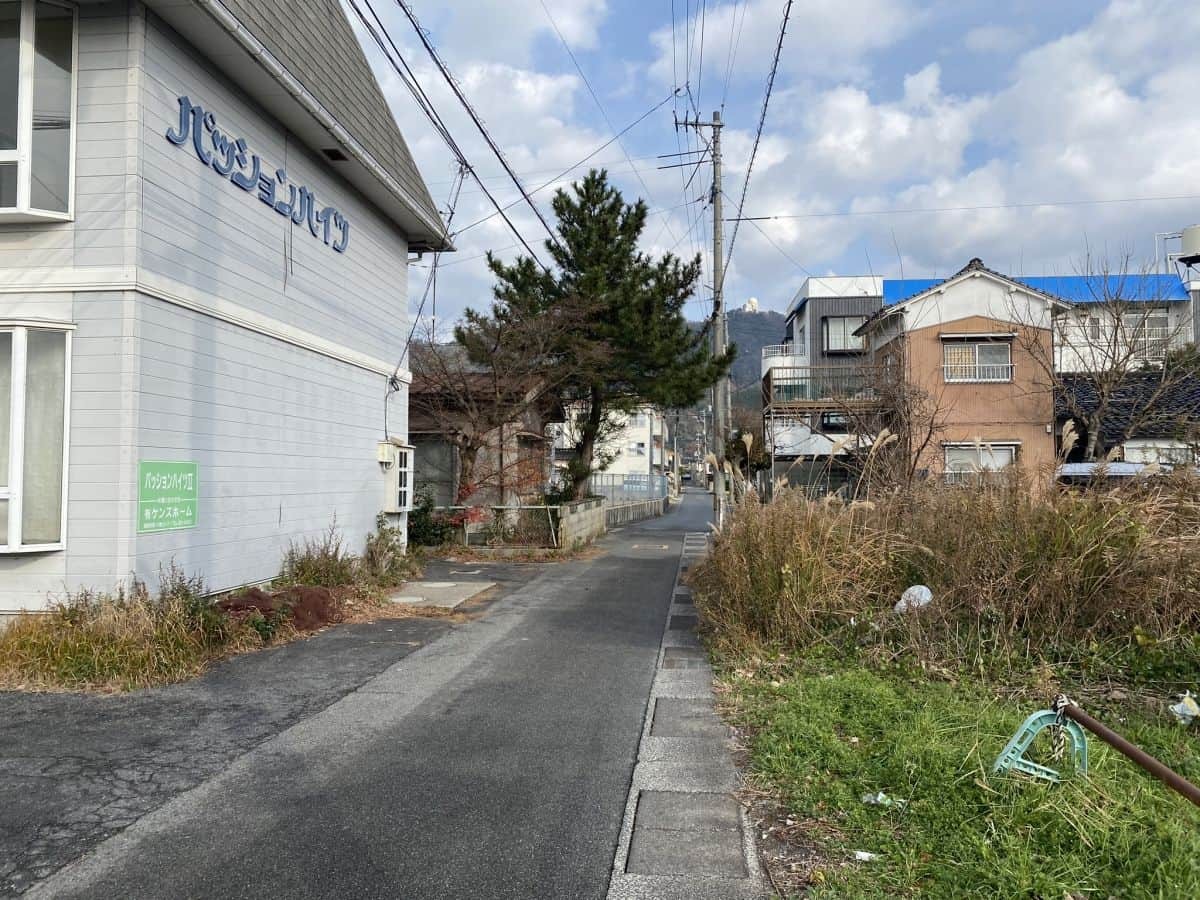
1085;413;1103;461
456;439;481;504
571;387;605;501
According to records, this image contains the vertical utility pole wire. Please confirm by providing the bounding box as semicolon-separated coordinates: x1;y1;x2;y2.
392;0;562;250
721;0;793;294
384;165;467;440
349;0;548;269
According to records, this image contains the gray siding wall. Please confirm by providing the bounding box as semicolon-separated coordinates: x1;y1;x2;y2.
128;13;411;593
138;14;411;363
0;290;139;612
803;296;882;366
0;2;140;274
130;298;407;591
0;5;416;610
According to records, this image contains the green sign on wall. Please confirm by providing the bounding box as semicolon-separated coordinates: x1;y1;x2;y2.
137;461;199;533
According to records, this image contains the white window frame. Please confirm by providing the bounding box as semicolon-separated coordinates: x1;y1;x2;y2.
0;0;78;222
942;341;1013;382
943;442;1017;484
1;322;72;552
394;444;413;512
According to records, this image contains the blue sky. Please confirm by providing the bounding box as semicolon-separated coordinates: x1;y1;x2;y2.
346;1;1200;328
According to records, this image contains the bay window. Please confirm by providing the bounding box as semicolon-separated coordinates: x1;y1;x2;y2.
1;325;71;551
0;0;76;221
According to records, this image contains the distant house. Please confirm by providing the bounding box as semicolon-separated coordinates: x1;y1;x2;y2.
409;367;565;507
763;256;1200;489
1056;372;1200;465
551;405;673;494
760;276;883;492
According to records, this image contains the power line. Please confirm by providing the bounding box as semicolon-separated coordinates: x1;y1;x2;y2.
452;90;679;237
730;192;1200;221
537;0;681;247
349;0;547;268
723;0;793;292
392;0;561;248
720;0;748;111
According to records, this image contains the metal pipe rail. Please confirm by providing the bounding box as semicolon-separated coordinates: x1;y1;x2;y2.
1057;696;1200;808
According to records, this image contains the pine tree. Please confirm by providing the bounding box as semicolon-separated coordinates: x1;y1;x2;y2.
484;170;733;498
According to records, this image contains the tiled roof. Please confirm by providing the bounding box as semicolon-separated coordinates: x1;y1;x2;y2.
1056;372;1200;443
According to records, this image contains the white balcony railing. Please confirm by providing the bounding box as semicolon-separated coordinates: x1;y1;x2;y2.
943;364;1014;383
762;343;802;359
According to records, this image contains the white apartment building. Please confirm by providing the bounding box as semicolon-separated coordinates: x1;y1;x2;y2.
0;0;448;613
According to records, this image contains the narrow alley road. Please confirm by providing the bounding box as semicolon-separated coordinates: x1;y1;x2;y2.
23;492;717;900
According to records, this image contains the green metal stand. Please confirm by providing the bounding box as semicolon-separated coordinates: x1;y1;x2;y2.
993;710;1088;782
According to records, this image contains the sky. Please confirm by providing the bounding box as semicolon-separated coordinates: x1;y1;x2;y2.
343;0;1200;328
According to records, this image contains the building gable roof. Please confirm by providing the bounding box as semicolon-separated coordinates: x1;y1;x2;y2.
144;0;449;250
858;258;1058;334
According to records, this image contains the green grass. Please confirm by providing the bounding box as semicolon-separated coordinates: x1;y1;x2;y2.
722;659;1200;898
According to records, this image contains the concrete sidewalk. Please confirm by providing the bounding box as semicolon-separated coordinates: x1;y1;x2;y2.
607;530;766;900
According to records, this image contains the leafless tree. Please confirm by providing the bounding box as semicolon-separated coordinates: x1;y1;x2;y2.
408;301;582;505
1010;250;1200;461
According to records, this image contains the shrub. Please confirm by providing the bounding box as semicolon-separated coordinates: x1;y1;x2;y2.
361;513;422;587
407;490;458;547
692;475;1200;682
279;523;358;587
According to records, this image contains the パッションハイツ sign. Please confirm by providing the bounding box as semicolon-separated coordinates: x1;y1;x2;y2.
165;95;350;253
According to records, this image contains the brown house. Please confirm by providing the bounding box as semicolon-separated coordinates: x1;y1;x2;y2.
858;259;1057;481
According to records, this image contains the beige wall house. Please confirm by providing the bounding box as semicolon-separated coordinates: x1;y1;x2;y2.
859;259;1057;481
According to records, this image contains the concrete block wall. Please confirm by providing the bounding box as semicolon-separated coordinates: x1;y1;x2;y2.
605;499;666;529
557;498;606;547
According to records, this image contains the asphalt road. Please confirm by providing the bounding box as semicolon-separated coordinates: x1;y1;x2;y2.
27;491;714;900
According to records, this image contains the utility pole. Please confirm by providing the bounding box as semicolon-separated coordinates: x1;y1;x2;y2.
678;110;728;525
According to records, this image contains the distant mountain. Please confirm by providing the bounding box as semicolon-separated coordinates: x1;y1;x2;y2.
690;308;786;411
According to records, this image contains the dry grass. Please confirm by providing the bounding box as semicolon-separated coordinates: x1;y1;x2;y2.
693;474;1200;683
0;566;264;692
1;520;425;693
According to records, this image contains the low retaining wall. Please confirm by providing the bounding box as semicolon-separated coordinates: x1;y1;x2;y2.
558;498;606;548
605;498;666;528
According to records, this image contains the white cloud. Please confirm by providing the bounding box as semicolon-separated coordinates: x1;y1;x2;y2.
411;0;609;66
963;24;1031;55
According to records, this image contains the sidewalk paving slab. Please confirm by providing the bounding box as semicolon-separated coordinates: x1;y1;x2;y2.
606;531;765;900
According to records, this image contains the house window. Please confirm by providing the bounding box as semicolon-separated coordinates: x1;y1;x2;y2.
942;342;1012;382
0;0;76;220
394;446;413;511
944;443;1016;483
1;325;71;551
626;441;647;457
823;316;866;353
1123;308;1171;360
817;412;849;433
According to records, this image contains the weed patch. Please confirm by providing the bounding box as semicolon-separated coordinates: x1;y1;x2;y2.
721;659;1200;898
0;565;260;691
